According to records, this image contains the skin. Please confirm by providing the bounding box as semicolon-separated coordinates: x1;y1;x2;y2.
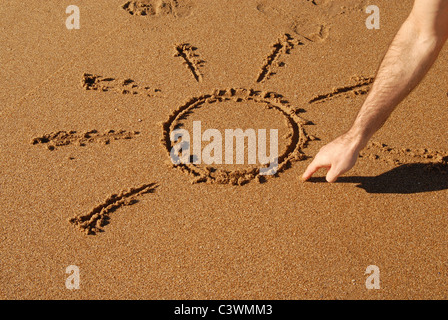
302;0;448;183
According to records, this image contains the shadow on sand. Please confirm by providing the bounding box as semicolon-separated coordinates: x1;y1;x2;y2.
308;163;448;194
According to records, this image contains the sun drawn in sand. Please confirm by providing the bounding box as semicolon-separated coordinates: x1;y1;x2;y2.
32;0;447;234
163;33;314;186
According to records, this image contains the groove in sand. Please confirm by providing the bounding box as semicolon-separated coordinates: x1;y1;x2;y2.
360;141;448;173
308;76;374;104
256;34;302;83
161;88;311;185
81;73;162;97
31;130;140;150
174;44;205;83
69;183;157;235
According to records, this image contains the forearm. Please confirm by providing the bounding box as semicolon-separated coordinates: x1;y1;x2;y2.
349;16;447;148
302;0;448;182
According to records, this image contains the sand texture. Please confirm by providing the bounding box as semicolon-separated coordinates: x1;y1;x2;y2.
1;0;448;299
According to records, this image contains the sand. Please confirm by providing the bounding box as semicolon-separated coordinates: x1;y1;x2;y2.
1;0;448;299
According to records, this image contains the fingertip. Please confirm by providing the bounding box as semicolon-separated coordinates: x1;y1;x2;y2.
301;166;316;182
326;172;338;183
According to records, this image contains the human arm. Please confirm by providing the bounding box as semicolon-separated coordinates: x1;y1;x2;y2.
302;0;448;183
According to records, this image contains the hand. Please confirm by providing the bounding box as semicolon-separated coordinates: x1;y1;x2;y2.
301;132;364;183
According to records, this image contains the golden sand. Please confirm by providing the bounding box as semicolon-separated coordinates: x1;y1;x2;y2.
1;0;448;299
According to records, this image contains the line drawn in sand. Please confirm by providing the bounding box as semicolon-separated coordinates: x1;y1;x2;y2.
81;73;163;97
122;0;194;18
174;43;205;83
308;76;374;104
69;183;158;235
256;34;302;83
31;130;140;150
360;141;448;173
161;88;312;185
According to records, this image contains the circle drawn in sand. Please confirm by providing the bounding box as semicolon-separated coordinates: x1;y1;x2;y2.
161;88;310;185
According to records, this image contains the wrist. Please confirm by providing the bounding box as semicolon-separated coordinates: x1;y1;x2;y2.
345;126;371;151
